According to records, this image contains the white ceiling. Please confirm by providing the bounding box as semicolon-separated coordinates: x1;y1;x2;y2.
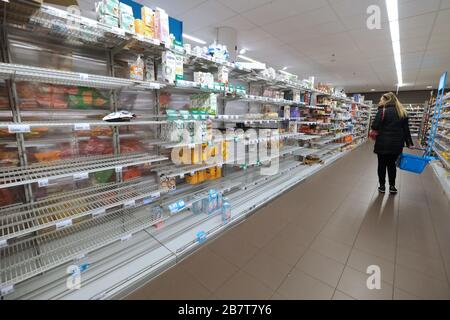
132;1;450;92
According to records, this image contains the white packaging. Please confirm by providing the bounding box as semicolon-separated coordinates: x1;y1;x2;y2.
175;54;184;80
119;2;133;15
155;7;170;44
145;57;155;81
218;66;229;84
162;51;176;84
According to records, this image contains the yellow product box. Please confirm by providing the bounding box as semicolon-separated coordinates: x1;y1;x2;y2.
143;25;154;39
215;166;222;179
206;167;216;180
141;6;154;25
197;170;206;183
191;146;202;164
186;172;199;185
134;19;144;35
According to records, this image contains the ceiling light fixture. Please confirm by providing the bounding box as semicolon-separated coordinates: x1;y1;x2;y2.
386;0;403;88
239;48;247;55
182;33;207;45
282;66;288;70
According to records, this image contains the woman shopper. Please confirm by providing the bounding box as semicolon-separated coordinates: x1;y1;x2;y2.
371;92;414;194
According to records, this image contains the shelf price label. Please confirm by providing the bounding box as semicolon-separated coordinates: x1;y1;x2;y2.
79;73;89;80
81;17;97;27
8;124;30;134
74;123;90;131
112;26;125;36
115;166;123;173
56;219;73;229
1;285;14;296
124;200;136;209
91;208;106;217
37;179;49;188
0;239;7;248
73;172;89;181
120;234;132;242
196;231;207;244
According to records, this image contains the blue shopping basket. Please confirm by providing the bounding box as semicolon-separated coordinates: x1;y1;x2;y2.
397;151;434;174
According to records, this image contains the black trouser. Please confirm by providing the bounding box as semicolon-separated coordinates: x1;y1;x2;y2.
377;154;400;186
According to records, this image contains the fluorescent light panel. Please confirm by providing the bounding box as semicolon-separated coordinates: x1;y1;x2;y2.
237;55;259;63
182;33;206;45
386;0;403;87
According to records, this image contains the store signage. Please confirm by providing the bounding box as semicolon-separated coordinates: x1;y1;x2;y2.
124;200;136;209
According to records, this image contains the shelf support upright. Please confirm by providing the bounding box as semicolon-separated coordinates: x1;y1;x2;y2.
107;50;123;183
0;21;33;203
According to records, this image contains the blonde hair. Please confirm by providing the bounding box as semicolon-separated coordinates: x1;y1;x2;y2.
381;92;407;118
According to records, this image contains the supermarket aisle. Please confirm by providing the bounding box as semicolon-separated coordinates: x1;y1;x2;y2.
126;142;450;300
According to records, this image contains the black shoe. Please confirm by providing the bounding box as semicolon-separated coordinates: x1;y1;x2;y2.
378;185;386;193
389;186;398;194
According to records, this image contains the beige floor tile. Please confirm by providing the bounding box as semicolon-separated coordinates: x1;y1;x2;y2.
243;251;292;290
261;233;309;266
310;235;352;264
395;265;450;300
396;246;447;281
319;222;360;246
214;270;274;300
270;291;287;300
208;231;259;268
294;250;345;288
393;288;422;300
354;234;396;262
347;248;395;284
337;266;393;300
277;224;318;247
180;247;239;292
126;266;211;300
332;290;356;300
278;270;335;300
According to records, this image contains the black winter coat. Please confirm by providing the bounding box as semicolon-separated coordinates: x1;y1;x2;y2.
371;103;414;155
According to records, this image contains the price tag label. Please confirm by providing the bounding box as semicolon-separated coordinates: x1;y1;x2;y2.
151;191;161;199
136;34;145;41
38;179;49;188
0;239;7;248
112;26;125;36
1;285;14;296
152;39;161;46
8;124;30;133
197;231;207;244
91;208;106;217
179;174;185;179
121;234;132;242
143;197;153;205
73;172;89;181
74;254;86;261
79;73;89;80
81;17;97;27
56;219;72;229
124;200;136;209
74;123;90;131
115;166;122;173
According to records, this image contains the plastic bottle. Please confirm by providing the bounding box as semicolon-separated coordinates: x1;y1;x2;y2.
221;198;231;223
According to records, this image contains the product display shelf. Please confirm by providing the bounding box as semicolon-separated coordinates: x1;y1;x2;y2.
439;123;450;130
223;95;305;106
311;143;346;157
0;63;164;91
0;120;167;130
435;139;449;151
0;179;164;243
0;153;167;189
312;133;352;146
212;117;284;124
2;146;357;300
433;146;450;170
0;207;166;290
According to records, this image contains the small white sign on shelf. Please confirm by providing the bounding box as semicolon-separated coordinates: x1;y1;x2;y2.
121;234;132;242
112;26;125;36
74;123;90;131
81;17;97;27
8;124;30;134
115;166;123;173
1;285;14;296
91;208;106;217
56;219;73;229
0;239;7;248
124;200;136;209
73;172;89;181
79;73;89;80
37;179;49;188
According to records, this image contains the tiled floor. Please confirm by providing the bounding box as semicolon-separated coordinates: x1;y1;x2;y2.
125;142;450;300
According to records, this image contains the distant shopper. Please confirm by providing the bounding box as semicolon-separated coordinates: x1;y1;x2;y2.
371;92;414;194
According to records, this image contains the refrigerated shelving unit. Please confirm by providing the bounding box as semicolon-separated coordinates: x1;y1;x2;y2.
0;1;370;299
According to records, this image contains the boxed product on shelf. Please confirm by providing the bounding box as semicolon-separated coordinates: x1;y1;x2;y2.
160;175;176;191
130;55;144;81
155;7;170;44
162;51;176;83
202;189;219;215
218;66;229;84
134;18;144;35
175;54;184;80
119;5;135;33
144;57;155;81
221;198;231;223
